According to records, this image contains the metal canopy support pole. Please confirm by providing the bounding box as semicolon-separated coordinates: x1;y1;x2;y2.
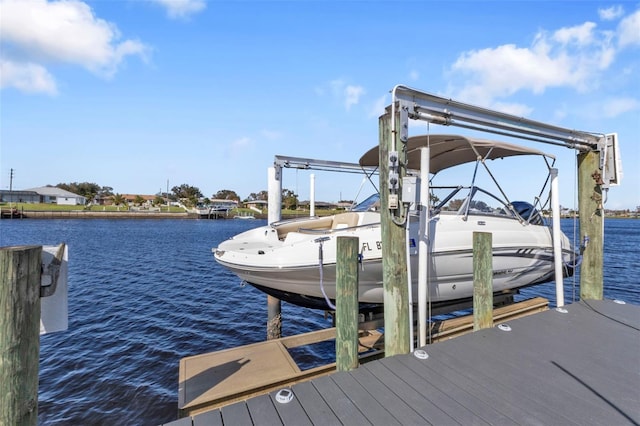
418;147;430;348
550;168;565;307
380;112;410;357
310;174;315;217
267;167;282;340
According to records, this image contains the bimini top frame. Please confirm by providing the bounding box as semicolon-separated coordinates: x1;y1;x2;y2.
391;85;603;152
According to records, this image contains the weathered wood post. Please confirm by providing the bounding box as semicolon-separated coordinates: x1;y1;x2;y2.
473;232;493;330
1;246;42;426
578;149;604;300
336;236;359;372
267;166;282;339
379;111;410;356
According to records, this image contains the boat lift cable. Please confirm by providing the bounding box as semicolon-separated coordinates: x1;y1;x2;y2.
315;237;336;311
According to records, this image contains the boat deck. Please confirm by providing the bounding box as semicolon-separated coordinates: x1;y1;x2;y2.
163;299;640;425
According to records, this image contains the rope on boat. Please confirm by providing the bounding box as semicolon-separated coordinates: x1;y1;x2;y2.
315;237;336;310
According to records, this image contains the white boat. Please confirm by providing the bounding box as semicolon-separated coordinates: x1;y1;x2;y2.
213;135;577;310
233;213;256;220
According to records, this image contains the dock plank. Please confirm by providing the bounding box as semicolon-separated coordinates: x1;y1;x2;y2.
268;389;313;426
289;381;340;426
310;375;372;425
192;409;222;426
330;371;400;426
377;355;491;426
409;346;549;425
392;354;513;425
361;360;457;424
348;365;428;425
220;401;253;425
164;299;640;426
245;394;281;426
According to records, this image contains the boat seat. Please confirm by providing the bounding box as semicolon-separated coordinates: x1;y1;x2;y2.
276;216;334;240
331;212;360;229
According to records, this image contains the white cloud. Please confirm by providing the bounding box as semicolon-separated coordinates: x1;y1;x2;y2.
228;136;253;157
150;0;206;20
344;85;365;110
602;97;639;118
320;79;365;111
368;94;388;119
0;0;149;94
0;59;57;95
448;15;627;106
618;9;640;48
599;5;624;21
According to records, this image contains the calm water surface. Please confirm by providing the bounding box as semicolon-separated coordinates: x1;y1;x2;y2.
0;217;638;425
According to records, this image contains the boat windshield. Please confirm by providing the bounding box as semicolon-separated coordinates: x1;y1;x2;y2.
350;194;380;212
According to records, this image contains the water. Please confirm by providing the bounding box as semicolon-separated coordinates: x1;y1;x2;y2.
0;217;638;425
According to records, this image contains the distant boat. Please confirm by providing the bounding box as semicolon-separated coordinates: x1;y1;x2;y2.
213;134;578;310
233;213;256;220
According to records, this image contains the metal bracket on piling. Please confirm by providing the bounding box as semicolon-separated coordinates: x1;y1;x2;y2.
40;243;65;298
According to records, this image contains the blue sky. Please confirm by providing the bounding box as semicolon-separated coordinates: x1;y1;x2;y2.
1;0;639;210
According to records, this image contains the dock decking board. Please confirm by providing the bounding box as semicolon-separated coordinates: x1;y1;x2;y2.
164;300;640;425
346;363;428;425
244;394;281;426
192;409;222;426
289;381;341;426
330;371;401;426
361;360;458;425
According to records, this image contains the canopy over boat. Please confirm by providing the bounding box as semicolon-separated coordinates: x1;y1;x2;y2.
358;134;555;174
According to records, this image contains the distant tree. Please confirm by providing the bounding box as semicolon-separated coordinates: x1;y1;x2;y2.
214;189;240;201
430;193;440;208
202;197;211;205
134;195;144;206
172;184;202;207
153;195;164;206
248;190;268;201
447;198;465;211
111;193;125;209
99;186;114;198
470;200;489;211
57;181;101;204
282;188;298;210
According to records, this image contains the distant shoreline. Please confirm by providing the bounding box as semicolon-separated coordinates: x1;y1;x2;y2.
2;210;274;220
3;211;637;220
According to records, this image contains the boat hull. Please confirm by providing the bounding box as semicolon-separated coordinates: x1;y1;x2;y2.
213;212;575;309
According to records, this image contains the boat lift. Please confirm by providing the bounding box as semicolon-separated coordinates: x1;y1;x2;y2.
265;85;621;350
385;85;621;350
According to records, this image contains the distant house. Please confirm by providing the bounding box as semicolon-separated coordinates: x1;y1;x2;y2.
244;200;268;210
0;186;86;205
121;194;157;206
0;190;40;204
298;200;337;210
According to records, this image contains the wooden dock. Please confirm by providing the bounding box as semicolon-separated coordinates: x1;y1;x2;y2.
164;299;639;425
165;296;640;425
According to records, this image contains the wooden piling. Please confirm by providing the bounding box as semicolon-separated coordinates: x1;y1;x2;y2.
0;246;42;426
578;149;604;300
335;236;359;372
473;232;493;330
267;166;283;340
379;112;410;356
